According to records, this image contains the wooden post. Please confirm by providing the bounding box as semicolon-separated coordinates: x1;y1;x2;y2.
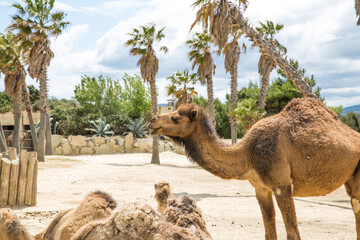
17;150;28;205
9;147;17;161
25;152;36;206
8;159;19;206
0;158;11;206
31;152;38;205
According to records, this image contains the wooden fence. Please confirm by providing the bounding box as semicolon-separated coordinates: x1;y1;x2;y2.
0;147;38;206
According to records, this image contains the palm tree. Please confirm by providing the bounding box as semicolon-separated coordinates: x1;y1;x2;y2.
166;69;199;109
232;98;265;133
191;0;317;100
356;0;360;25
8;0;69;161
192;0;247;144
0;32;24;152
186;32;216;123
255;20;287;109
0;32;38;153
125;23;168;164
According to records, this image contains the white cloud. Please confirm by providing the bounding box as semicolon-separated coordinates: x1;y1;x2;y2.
54;1;80;12
0;2;11;6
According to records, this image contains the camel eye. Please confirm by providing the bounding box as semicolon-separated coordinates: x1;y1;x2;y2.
170;116;179;123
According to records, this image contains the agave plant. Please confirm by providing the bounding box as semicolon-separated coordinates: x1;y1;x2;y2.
85;118;114;137
123;118;148;138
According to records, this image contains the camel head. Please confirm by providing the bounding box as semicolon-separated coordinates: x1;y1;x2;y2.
148;104;203;139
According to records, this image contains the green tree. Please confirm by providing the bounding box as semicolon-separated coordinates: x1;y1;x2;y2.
125;23;168;164
186;32;216;123
122;74;151;121
255;20;287;109
341;112;360;132
0;92;12;113
9;0;70;161
166;69;199;109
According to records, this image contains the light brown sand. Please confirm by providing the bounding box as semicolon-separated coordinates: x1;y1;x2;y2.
11;152;355;239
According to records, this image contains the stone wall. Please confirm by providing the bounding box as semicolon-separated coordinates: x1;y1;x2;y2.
52;134;184;156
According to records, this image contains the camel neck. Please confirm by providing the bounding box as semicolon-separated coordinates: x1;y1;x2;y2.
182;125;250;180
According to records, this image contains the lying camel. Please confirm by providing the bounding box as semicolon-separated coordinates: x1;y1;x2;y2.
148;98;360;240
35;191;116;240
70;202;197;240
0;208;33;240
154;181;212;240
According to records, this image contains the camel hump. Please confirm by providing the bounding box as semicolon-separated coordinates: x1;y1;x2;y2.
282;98;338;120
88;191;117;210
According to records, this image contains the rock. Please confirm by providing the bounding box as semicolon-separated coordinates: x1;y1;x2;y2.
54;146;63;155
93;137;105;146
158;141;165;153
164;142;172;152
52;135;63;149
62;139;73;155
94;144;112;154
112;136;125;146
125;133;133;153
80;147;94;155
69;135;86;148
133;139;153;153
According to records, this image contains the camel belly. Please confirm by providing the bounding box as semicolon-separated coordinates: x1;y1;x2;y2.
291;157;359;197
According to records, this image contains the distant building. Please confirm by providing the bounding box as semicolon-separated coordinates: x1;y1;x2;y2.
158;98;175;114
0;111;40;131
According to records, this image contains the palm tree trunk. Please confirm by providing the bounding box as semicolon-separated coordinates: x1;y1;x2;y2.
22;86;38;151
258;68;272;109
12;89;22;153
206;75;215;124
149;79;160;164
38;67;49;162
0;120;8;152
230;63;238;144
42;68;53;155
236;12;317;98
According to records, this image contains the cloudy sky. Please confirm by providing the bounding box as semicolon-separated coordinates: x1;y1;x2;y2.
0;0;359;107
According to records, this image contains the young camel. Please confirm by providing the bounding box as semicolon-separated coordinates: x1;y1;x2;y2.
148;98;360;240
154;181;173;215
0;208;33;240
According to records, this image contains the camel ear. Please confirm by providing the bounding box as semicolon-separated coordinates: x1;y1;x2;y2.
189;109;198;121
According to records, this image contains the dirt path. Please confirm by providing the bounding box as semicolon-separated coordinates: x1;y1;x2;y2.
11;152;356;239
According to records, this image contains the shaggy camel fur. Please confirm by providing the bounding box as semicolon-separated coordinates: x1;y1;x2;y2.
70;202;198;240
34;191;116;240
164;196;213;240
154;181;212;240
148;98;360;240
154;181;173;215
0;208;33;240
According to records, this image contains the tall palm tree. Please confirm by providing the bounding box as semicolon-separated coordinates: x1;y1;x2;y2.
8;0;69;161
255;20;287;109
356;0;360;25
166;69;199;109
0;32;38;153
186;32;216;123
192;0;317;100
192;0;247;144
125;23;168;164
0;32;25;152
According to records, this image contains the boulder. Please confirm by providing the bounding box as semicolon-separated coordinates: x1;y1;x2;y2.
80;147;94;155
54;146;63;155
133;139;153;153
125;133;133;153
94;144;112;155
69;135;86;148
62;139;73;155
94;137;105;146
52;135;63;149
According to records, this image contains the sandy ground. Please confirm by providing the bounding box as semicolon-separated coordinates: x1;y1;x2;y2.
7;152;357;239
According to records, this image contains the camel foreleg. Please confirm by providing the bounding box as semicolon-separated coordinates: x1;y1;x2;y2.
255;187;278;240
273;185;301;240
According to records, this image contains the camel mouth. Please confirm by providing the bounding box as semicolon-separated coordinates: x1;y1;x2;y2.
149;127;162;135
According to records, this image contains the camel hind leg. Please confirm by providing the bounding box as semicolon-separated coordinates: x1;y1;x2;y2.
345;164;360;240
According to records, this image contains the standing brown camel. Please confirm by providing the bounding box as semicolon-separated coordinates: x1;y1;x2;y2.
148;98;360;240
